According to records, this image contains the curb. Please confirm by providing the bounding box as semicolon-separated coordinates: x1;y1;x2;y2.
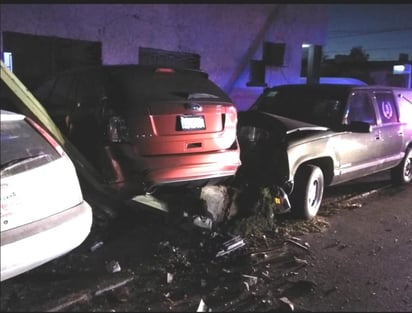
38;271;136;312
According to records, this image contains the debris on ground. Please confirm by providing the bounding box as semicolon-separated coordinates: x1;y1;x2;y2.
90;241;104;252
216;235;246;257
193;215;213;230
196;298;208;312
279;296;295;311
106;260;121;273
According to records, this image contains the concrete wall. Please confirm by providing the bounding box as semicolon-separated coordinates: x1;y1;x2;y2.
0;4;328;111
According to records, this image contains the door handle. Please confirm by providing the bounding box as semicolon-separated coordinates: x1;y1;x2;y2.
375;131;381;140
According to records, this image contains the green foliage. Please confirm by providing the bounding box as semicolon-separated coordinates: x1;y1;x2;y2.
231;186;277;237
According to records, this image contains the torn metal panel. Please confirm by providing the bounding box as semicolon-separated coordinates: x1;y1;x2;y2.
131;194;169;213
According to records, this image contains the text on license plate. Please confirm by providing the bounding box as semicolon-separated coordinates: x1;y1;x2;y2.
179;115;206;130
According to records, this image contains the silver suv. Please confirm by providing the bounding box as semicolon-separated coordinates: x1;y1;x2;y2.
237;84;412;219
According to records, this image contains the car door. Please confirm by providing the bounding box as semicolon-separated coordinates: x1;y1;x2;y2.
372;90;404;169
335;90;380;181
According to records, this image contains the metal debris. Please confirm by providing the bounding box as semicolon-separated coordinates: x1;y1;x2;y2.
242;274;258;286
216;235;246;257
249;244;289;264
286;238;310;251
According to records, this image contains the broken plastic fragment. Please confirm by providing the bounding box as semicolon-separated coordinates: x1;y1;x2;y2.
90;241;104;252
293;256;309;265
196;298;207;312
167;272;174;284
193;215;213;230
106;260;121;273
279;296;294;311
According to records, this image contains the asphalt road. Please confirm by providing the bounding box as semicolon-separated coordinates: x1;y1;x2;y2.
1;171;411;312
294;180;412;312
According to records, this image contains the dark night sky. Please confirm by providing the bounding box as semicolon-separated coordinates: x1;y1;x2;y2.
325;4;412;61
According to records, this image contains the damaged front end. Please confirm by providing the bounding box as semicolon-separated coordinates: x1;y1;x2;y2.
236;110;292;214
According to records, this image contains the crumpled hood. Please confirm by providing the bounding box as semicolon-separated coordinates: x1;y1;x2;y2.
261;112;328;134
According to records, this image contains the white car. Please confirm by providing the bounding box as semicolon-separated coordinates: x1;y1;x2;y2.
1;109;93;282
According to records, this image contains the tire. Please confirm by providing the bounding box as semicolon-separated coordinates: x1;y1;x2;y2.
291;165;324;220
391;147;412;185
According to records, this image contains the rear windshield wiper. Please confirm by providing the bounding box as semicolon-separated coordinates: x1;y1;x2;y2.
1;154;49;174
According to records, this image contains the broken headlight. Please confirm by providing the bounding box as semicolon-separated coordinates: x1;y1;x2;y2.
238;126;270;143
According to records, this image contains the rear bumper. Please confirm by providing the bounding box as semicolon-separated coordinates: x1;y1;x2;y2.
146;149;241;185
0;201;93;282
104;144;241;194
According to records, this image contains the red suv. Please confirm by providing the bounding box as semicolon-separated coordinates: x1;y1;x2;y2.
34;65;241;197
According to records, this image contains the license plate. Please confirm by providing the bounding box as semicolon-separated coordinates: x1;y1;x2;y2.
179;115;205;130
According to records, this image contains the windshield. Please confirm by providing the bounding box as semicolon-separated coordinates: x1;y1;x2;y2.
250;85;352;127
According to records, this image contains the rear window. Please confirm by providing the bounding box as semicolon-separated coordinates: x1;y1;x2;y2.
1;118;60;177
105;67;232;105
251;85;351;127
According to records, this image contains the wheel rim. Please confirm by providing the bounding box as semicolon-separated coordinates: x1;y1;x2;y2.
307;179;320;214
404;153;412;181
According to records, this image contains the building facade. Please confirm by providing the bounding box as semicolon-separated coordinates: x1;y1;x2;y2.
0;4;328;110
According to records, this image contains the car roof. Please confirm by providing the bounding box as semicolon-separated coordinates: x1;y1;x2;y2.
268;83;405;93
0;109;24;121
39;64;231;103
56;64;209;78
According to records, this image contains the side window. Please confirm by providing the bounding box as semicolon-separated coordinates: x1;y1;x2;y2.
345;92;376;125
374;92;399;124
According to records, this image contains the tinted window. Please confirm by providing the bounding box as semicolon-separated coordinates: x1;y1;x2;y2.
345;92;376;125
105;67;231;105
251;85;350;127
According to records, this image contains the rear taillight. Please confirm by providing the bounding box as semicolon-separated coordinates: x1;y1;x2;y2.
224;105;238;128
26;117;65;156
155;68;175;74
107;116;129;143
